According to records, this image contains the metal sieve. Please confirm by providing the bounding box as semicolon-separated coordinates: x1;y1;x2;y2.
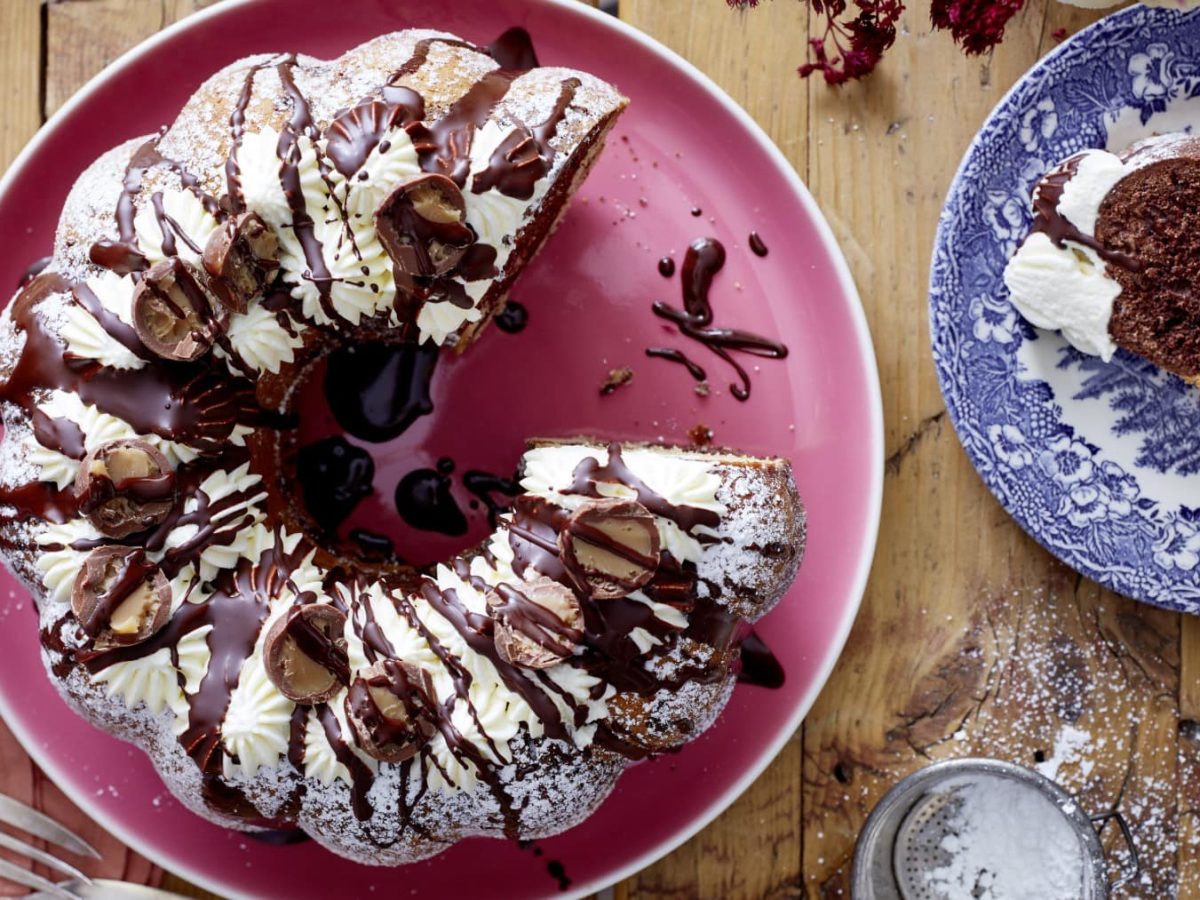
851;758;1138;899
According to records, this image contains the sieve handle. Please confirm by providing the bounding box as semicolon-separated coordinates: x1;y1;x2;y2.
1090;810;1139;889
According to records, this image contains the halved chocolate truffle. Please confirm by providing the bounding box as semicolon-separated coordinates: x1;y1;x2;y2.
345;660;436;763
71;546;171;648
74;439;176;538
558;498;661;599
264;604;350;704
485;577;584;669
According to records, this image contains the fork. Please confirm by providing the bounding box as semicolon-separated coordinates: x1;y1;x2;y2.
0;792;101;899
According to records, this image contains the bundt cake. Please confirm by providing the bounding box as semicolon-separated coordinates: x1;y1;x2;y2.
1005;133;1200;380
0;29;808;865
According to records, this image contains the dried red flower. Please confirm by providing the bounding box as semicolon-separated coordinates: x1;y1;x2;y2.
930;0;1026;54
730;0;1026;84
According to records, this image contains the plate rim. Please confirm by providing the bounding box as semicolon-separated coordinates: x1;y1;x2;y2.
0;1;884;896
927;3;1188;609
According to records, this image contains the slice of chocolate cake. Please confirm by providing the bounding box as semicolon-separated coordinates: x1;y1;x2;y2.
1004;133;1200;382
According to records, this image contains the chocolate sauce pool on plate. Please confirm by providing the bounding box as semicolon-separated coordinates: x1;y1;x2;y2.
494;299;528;333
296;436;375;532
323;342;438;443
394;457;468;536
736;629;785;689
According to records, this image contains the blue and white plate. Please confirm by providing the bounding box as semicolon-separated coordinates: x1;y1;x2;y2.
931;4;1200;611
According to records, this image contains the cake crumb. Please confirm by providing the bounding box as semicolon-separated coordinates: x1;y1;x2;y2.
599;367;634;396
688;423;713;447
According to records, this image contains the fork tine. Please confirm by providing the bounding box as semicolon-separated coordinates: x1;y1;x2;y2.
0;857;78;900
0;827;93;884
0;796;100;859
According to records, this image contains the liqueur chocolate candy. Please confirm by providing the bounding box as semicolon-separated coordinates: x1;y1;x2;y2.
558;498;660;599
74;439;176;538
202;211;280;313
345;660;436;763
486;576;583;669
263;604;350;704
374;173;474;280
71;546;171;647
131;258;226;361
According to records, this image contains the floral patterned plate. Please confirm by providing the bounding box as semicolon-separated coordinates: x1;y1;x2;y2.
931;4;1200;611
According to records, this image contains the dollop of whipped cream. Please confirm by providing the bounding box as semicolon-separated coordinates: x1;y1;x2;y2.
1003;149;1133;361
133;189;220;267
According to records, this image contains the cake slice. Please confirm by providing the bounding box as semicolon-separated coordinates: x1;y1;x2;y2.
1004;133;1200;381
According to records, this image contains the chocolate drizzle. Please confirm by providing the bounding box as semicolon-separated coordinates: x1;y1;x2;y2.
471;79;581;201
647;238;788;401
1030;155;1143;273
748;231;768;257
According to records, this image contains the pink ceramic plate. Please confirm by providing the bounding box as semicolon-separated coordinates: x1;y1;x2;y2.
0;1;882;897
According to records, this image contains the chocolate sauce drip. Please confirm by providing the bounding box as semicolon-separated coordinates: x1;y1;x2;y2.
566;442;720;532
296;436;375;533
645;346;706;382
407;70;520;187
150;191;203;258
395;459;467;536
100;135;221;274
317;703;376;820
463;469;520;528
547;860;571;892
657;256;675;278
89;241;148;276
1031;156;1143;272
736;629;784;689
31;411;85;460
18;256;51;288
748;231;769;257
471;78;581;201
494;299;528;333
485;27;540;70
690;206;702;217
323;342;438;443
247;828;311;846
648;238;788;401
325;96;424;179
226;56;282;212
273;55;338;319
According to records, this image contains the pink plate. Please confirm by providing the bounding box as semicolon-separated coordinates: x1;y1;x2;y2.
0;1;882;897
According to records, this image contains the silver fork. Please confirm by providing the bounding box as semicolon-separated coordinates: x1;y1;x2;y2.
0;793;100;899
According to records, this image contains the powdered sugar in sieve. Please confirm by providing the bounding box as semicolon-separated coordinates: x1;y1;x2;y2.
892;774;1086;899
851;758;1127;900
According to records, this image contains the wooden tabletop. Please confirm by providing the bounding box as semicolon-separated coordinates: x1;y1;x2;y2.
3;0;1195;897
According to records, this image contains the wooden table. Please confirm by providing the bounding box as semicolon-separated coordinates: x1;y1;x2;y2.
3;0;1196;896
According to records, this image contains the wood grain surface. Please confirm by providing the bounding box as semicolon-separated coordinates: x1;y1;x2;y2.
1;0;1195;897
